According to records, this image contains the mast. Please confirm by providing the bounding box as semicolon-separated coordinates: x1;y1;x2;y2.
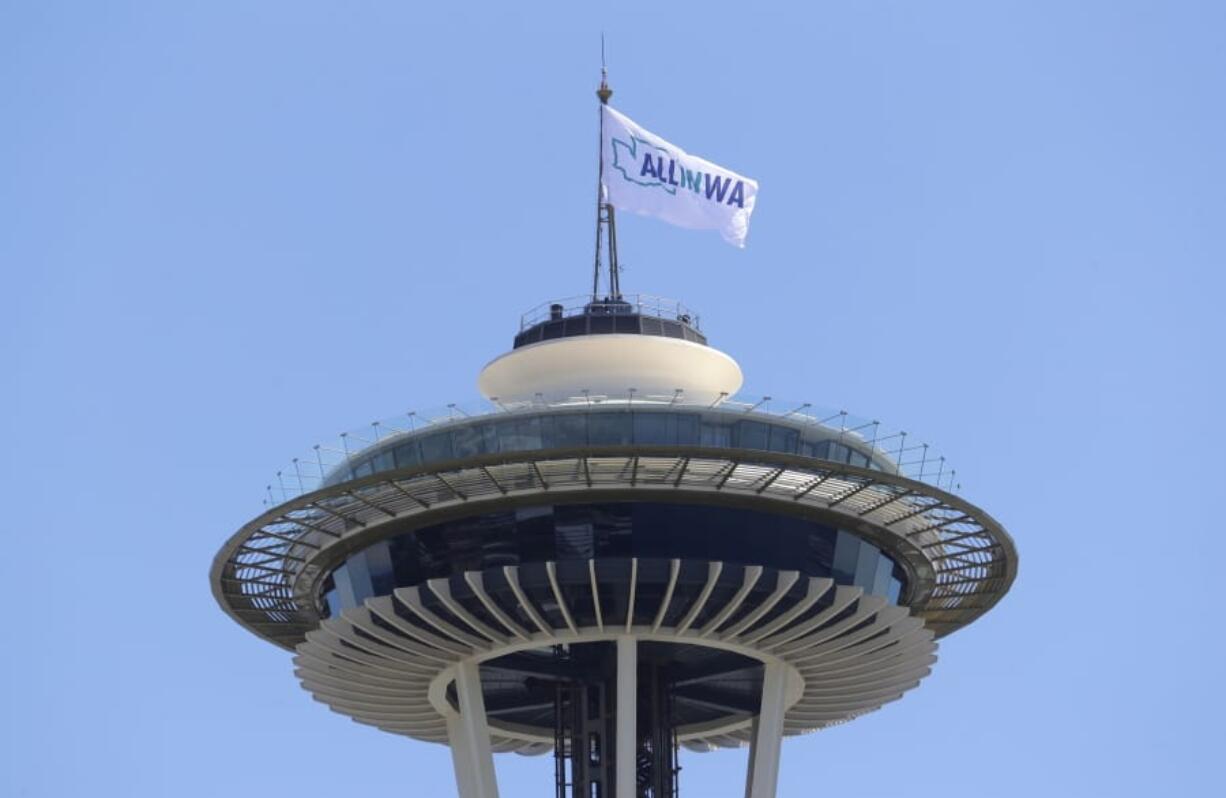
593;44;621;302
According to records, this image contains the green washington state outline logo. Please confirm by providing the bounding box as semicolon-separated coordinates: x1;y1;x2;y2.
610;135;749;208
611;136;678;195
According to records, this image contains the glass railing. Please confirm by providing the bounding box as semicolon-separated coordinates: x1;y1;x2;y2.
260;393;963;507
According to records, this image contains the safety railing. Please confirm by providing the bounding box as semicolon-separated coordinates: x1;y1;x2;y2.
260;393;963;507
519;294;702;331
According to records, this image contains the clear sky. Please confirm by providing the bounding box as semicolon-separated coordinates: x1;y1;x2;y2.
3;2;1222;796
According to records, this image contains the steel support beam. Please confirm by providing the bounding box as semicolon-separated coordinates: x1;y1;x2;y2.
743;716;760;798
450;659;499;798
447;715;477;798
616;636;637;798
747;661;788;798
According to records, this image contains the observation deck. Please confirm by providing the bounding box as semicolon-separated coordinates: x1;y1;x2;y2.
213;392;1014;643
513;295;707;350
210;390;1015;755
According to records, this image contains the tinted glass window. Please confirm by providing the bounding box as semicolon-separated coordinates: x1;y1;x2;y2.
768;426;799;454
735;421;770;451
634;412;672;444
589;315;615;334
589;412;632;445
675;413;701;444
496;416;542;451
319;501;908;617
324;412;887;486
371;449;395;472
452;424;488;458
700;420;731;448
420;431;454;462
393;441;421;468
832;530;860;584
544;414;587;448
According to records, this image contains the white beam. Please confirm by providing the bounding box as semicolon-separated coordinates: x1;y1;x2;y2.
447;715;476;798
450;659;500;798
616;636;638;798
743;717;759;798
747;661;787;798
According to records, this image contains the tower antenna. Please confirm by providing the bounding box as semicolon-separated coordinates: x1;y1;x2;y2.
593;34;620;301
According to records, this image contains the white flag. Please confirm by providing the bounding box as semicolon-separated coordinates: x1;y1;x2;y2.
601;105;758;248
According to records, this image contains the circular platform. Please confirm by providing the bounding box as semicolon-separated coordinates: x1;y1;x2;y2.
212;443;1016;650
294;558;936;751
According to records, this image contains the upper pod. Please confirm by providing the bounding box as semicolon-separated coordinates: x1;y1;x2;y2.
478;295;744;407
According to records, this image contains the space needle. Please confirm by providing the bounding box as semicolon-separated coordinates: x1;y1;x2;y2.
210;70;1018;798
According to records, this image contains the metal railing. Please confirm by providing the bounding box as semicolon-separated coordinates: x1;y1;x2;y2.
519;294;702;331
260;393;963;508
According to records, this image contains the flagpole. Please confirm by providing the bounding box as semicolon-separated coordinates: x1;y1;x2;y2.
593;42;620;301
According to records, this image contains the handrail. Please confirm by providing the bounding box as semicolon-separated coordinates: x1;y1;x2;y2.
260;394;961;507
520;294;702;331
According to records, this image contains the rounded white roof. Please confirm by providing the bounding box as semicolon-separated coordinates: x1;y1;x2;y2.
478;334;744;406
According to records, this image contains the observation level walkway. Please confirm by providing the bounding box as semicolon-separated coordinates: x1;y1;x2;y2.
261;394;964;507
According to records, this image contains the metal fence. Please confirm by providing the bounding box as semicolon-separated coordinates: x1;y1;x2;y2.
260;394;963;508
519;294;702;331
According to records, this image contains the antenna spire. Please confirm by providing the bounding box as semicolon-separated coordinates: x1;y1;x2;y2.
597;34;612;105
593;35;620;300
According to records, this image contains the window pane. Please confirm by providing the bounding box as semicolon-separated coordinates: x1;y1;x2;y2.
615;315;639;333
452;424;486;458
589;412;632;445
496;416;544;452
735;420;770;451
544;414;587;448
700;420;731;448
371;449;395;473
872;555;894;598
393;441;421;468
633;412;671;444
832;530;860;584
420;431;454;462
675;413;700;444
854;540;881;591
768;425;799;454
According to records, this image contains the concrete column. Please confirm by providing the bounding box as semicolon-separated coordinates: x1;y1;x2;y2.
746;661;787;798
616;636;638;798
449;659;500;798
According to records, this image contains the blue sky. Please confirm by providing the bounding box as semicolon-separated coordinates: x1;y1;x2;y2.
2;2;1222;796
